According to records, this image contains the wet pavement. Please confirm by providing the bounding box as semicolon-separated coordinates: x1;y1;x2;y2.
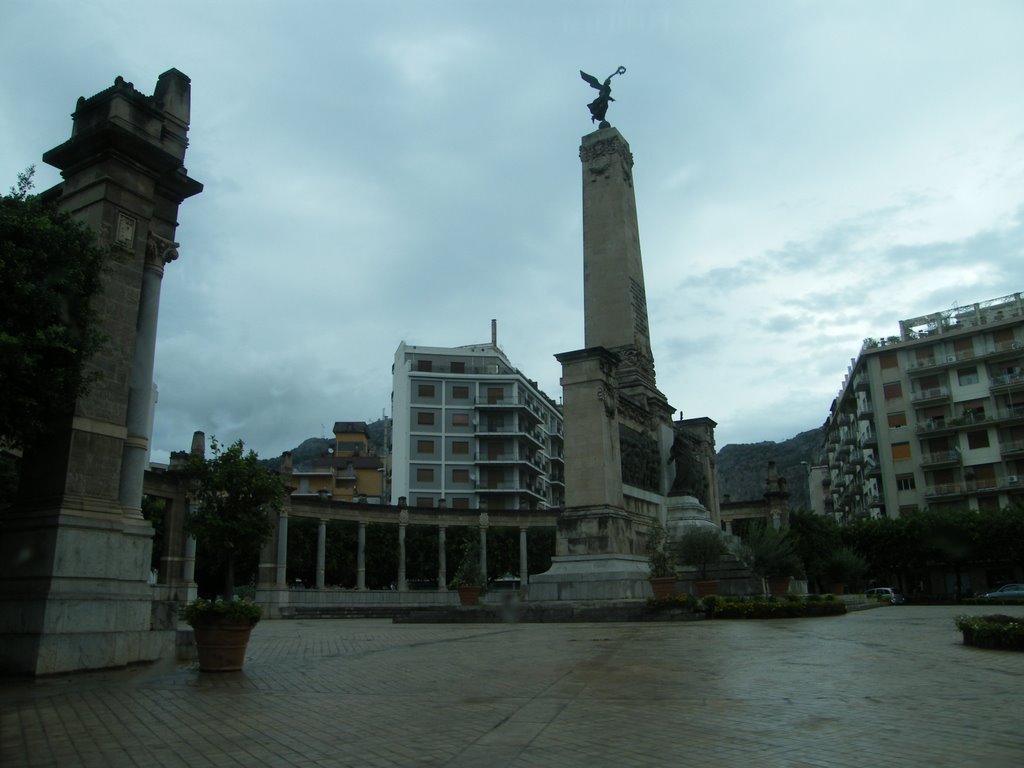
2;604;1021;767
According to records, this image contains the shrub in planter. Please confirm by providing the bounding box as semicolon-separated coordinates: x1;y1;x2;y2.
954;614;1024;651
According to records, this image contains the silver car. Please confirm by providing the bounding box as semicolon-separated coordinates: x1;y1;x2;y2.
979;583;1024;599
865;587;905;604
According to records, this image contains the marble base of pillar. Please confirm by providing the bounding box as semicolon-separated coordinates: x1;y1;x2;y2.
665;494;719;542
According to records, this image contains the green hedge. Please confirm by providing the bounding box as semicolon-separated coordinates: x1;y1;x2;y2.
954;614;1024;651
711;596;846;619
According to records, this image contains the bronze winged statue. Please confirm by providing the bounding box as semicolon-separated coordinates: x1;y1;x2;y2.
580;66;626;127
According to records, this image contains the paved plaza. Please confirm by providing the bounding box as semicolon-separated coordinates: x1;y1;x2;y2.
2;605;1022;767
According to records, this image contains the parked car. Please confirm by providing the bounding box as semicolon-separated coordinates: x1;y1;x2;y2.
979;584;1024;599
865;587;905;604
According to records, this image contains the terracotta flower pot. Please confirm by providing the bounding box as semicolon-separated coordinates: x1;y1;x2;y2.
696;579;719;597
829;582;846;595
649;576;675;599
458;585;482;606
192;618;256;672
768;576;791;596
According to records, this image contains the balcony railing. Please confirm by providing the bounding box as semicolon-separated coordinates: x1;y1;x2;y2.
990;372;1024;391
924;483;965;499
920;449;962;467
910;386;951;403
999;440;1024;457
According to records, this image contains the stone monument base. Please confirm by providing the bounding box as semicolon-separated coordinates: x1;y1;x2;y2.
665;494;720;542
528;554;653;601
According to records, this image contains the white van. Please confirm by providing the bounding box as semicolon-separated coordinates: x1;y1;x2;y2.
865;587;905;604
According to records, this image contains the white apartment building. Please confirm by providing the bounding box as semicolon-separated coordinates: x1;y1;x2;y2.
390;340;564;511
823;292;1024;520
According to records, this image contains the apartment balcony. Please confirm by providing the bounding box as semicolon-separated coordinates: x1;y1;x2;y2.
915;419;956;437
865;458;882;477
905;356;942;375
924;483;965;500
861;429;878;447
963;478;1000;495
865;491;883;508
841;433;857;447
835;444;851;461
989;372;1024;394
853;375;870;392
849;450;865;466
999;440;1024;458
910;386;951;405
994;405;1024;425
987;339;1024;362
919;449;962;468
856;403;875;420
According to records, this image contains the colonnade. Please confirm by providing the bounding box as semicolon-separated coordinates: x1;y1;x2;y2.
265;507;537;591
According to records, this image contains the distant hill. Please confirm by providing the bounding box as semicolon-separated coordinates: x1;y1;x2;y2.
261;418;391;472
715;427;824;511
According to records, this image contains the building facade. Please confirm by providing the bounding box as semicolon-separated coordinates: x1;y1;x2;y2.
822;292;1024;520
391;340;564;511
289;421;386;503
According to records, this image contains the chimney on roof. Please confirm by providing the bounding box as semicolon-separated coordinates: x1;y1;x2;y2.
491;318;497;346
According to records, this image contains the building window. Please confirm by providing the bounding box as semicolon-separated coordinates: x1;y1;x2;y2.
416;360;433;372
452;385;470;399
451;497;470;509
966;430;990;449
977;496;1000;513
891;442;911;461
896;474;916;491
416;497;433;508
416;468;434;482
880;353;898;370
418;384;436;398
417;411;435;426
487;387;504;404
883;382;902;401
452;468;470;483
957;367;979;386
417;440;434;455
887;412;907;429
452;441;469;455
451;412;470;427
450;361;465;374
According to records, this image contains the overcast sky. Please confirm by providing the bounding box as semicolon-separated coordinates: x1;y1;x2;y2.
3;1;1023;463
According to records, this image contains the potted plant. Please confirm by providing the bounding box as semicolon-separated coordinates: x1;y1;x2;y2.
450;538;484;606
676;527;728;596
183;438;285;671
184;597;263;672
647;522;676;599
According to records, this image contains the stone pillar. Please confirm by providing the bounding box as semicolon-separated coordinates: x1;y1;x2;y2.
316;519;327;589
118;238;177;517
276;512;289;587
357;521;366;590
0;70;202;675
519;527;529;588
438;525;447;589
397;510;409;592
479;513;489;583
183;534;197;602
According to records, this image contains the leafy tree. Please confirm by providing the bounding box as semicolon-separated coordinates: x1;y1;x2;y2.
788;510;842;591
185;438;286;599
735;523;803;591
676;527;728;580
0;167;107;453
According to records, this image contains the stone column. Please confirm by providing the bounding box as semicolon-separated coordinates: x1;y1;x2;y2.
397;510;409;592
316;519;327;589
357;521;366;589
519;527;528;588
438;525;447;590
183;535;197;592
117;237;177;517
479;513;489;584
276;511;289;587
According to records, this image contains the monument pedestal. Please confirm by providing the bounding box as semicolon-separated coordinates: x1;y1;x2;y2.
665;494;720;542
529;505;655;601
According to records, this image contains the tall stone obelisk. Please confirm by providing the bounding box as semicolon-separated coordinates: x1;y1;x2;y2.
0;71;202;674
531;81;675;601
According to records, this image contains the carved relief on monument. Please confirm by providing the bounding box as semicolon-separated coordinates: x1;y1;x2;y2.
596;382;617;418
145;231;180;275
579;135;634;186
619;424;661;493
